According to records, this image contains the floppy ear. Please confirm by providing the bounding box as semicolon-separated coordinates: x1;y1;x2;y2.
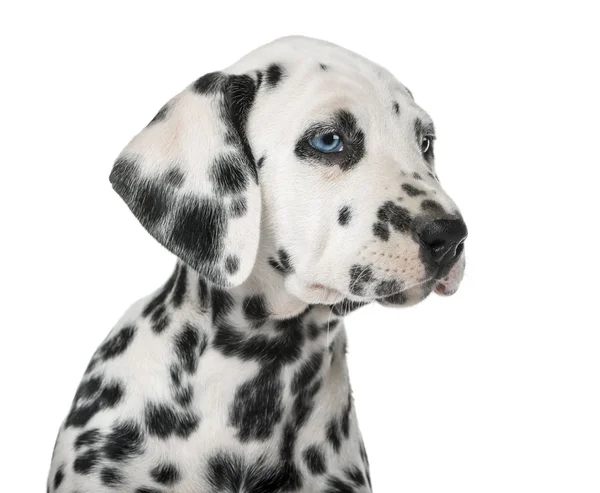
110;72;260;287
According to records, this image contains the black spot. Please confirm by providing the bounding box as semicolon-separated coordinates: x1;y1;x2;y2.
377;200;412;233
271;422;304;490
292;351;324;394
303;445;326;475
242;295;269;328
151;463;181;485
169;363;195;407
268;249;293;274
192;72;226;94
229;197;247;218
280;421;297;462
295;110;366;171
150;305;170;334
359;440;369;464
74;428;101;450
326;419;341;453
373;221;390;241
265;64;284;87
135;488;163;493
206;452;302;493
307;322;321;340
100;467;125;486
145;402;199;439
97;325;136;360
291;352;324;428
102;420;145;462
171;264;187;307
143;266;178;316
341;392;352;438
375;279;402;297
147;102;170;126
293;379;322;429
320;62;329;70
206;451;302;492
205;452;245;491
169;364;182;387
210;153;249;195
413;172;423;180
73;376;102;399
345;466;366;486
53;465;65;489
174;384;194;407
349;264;375;296
338;206;352;226
224;74;259;185
73;448;99;474
325;475;355;493
392;101;400;114
331;299;368;316
307;319;340;341
110;157;168;229
197;277;210;311
278;249;292;271
402;183;426;197
66;379;124;428
162;167;185;188
211;288;235;324
421;199;445;215
174;324;204;374
229;365;283;441
142;266;178;333
224;255;239;275
214;315;305;365
257;155;266;168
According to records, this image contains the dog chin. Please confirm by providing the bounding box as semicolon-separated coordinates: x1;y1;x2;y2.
376;283;432;308
285;275;347;305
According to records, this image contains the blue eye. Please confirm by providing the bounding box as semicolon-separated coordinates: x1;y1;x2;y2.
309;132;344;153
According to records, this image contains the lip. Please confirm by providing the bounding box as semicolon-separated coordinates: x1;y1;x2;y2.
308;283;343;298
294;282;346;305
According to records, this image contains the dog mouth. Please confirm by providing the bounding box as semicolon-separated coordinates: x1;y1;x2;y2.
432;252;466;297
292;250;466;306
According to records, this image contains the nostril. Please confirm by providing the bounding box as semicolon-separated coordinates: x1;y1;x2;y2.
455;240;465;257
427;239;446;250
417;218;468;262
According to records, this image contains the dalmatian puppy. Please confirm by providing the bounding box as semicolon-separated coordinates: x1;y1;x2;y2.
48;36;467;493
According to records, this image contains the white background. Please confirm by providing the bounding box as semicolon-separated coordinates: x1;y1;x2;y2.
1;1;599;491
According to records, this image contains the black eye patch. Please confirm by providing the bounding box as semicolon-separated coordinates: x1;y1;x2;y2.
294;110;365;171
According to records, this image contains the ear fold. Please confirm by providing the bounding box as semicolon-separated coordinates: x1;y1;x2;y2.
110;72;260;287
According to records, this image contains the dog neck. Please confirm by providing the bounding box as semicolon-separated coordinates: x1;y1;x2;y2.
141;246;353;369
164;260;346;341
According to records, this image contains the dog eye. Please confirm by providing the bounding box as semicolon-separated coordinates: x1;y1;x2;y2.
421;135;434;154
309;132;344;153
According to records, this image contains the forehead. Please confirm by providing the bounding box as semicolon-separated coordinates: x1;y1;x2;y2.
228;36;432;132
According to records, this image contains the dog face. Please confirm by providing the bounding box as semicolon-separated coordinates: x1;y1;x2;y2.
110;36;467;310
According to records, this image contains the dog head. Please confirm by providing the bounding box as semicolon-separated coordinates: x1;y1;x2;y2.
110;36;467;311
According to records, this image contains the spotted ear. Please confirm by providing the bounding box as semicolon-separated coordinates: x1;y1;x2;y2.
110;72;260;287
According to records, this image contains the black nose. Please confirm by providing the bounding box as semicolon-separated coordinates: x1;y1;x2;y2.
417;218;468;263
